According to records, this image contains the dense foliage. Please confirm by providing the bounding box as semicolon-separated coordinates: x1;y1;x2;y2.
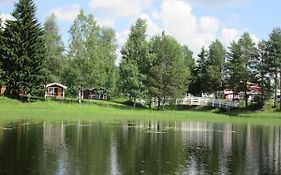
1;0;45;97
119;19;148;107
43;13;65;83
0;0;280;110
64;10;117;97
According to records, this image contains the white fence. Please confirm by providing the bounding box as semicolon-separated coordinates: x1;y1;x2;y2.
181;97;239;109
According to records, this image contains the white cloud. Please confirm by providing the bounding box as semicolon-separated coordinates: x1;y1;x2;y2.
199;16;221;34
220;28;242;45
151;0;215;55
183;0;251;9
140;14;162;38
0;13;14;27
48;4;81;22
89;0;151;19
153;0;197;41
103;0;259;62
220;28;260;46
96;18;115;28
250;33;260;45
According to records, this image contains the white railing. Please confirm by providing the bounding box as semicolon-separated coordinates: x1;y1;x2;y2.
183;97;238;109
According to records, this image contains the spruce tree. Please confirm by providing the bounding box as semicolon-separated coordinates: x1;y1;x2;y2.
2;0;45;97
207;40;226;98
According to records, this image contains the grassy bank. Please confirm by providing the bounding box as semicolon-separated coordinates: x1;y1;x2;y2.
0;96;281;126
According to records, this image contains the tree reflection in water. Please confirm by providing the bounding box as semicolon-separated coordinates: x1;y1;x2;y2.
0;121;280;175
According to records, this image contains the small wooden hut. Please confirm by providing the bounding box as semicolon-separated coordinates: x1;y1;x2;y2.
82;88;107;100
45;83;67;99
0;87;6;95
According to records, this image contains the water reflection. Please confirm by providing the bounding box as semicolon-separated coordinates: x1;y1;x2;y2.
0;121;280;175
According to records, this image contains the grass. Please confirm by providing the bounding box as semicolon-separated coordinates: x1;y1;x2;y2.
0;96;281;126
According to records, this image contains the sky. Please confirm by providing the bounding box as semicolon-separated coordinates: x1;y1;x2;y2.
1;0;281;63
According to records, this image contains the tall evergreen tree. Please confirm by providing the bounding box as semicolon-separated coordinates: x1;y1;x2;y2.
182;45;194;94
254;40;271;105
43;13;65;83
119;18;149;107
148;33;188;109
225;41;243;100
207;39;226;98
189;47;209;96
0;18;5;86
225;33;257;106
268;28;281;110
239;33;258;107
2;0;46;97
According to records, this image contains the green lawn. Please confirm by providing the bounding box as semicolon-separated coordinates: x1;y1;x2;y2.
0;96;281;126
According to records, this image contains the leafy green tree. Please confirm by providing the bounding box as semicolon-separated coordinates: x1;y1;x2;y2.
206;39;226;98
119;18;149;107
119;60;145;107
268;28;281;109
2;0;46;97
67;10;117;97
94;27;118;97
148;33;188;109
43;13;65;83
67;10;95;95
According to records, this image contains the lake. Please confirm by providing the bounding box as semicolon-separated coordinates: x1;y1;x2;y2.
0;120;280;175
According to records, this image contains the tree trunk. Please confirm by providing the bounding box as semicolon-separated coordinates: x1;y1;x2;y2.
162;97;166;110
133;97;136;108
157;97;161;110
244;81;248;107
279;71;281;112
148;97;152;109
274;72;277;108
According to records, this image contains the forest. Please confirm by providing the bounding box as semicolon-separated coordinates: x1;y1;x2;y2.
0;0;281;110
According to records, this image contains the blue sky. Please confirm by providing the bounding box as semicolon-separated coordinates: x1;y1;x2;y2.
1;0;281;60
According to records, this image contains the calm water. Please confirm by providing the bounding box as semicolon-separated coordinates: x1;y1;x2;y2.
0;120;280;175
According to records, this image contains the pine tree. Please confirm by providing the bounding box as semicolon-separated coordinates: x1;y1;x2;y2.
254;40;271;105
268;28;281;110
225;41;243;100
148;33;188;109
43;13;65;83
225;33;257;106
0;18;5;86
239;33;258;107
2;0;45;97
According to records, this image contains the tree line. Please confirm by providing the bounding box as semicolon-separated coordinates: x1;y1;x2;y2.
0;0;280;110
